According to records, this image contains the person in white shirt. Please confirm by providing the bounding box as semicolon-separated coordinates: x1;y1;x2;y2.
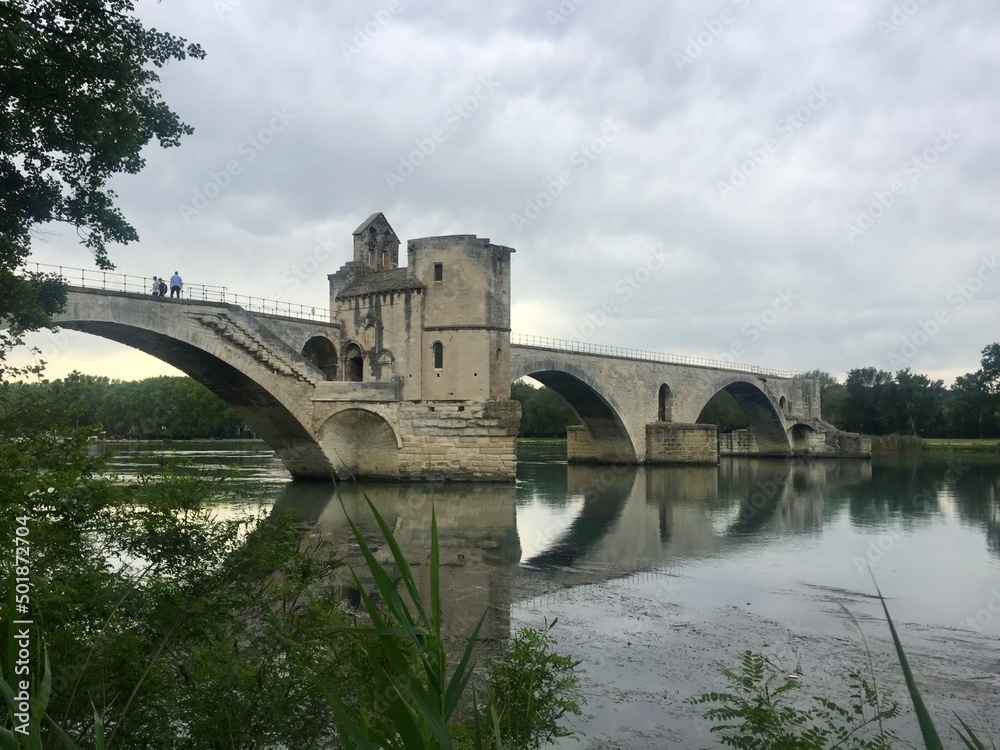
150;276;161;297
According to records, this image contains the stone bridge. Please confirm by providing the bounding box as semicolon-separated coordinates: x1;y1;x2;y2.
511;343;866;464
39;213;867;481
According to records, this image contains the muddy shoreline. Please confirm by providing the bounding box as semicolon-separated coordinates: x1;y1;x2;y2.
512;570;1000;749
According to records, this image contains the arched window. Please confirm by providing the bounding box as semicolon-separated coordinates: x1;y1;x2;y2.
658;384;673;421
779;396;788;414
432;342;444;369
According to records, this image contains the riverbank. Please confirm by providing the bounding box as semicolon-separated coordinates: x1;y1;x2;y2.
870;435;1000;453
923;437;1000;452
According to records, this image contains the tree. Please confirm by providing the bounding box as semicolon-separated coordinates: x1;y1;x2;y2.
949;371;996;438
697;389;749;432
947;344;1000;438
892;368;945;436
980;343;1000;394
843;367;896;434
512;380;579;437
0;0;204;336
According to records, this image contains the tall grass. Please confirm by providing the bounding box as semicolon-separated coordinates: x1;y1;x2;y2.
869;434;924;453
875;585;995;750
308;494;581;750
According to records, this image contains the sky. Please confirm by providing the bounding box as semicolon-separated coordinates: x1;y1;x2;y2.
18;0;1000;385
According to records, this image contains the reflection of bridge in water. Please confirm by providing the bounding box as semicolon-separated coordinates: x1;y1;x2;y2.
270;459;875;636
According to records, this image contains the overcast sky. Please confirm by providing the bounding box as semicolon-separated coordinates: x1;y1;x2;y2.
20;0;1000;385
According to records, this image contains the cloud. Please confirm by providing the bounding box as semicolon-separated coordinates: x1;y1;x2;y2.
22;0;1000;384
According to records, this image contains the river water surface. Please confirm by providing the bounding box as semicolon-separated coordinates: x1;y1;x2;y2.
101;441;1000;748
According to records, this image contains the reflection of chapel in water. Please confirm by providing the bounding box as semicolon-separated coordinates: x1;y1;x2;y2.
271;482;520;642
268;458;904;633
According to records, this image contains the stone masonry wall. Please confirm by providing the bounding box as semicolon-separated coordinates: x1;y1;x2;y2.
645;422;718;464
396;400;520;481
566;425;598;462
719;428;759;455
824;431;872;457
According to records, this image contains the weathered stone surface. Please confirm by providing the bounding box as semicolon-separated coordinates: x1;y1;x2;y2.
646;422;718;464
719;429;759;456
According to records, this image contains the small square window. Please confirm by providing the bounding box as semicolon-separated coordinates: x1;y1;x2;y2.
433;263;443;282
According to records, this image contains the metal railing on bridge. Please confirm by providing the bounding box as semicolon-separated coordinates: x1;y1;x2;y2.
26;263;332;323
26;263;801;376
510;333;802;378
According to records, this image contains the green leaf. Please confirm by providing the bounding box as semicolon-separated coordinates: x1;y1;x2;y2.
871;579;945;750
952;713;995;750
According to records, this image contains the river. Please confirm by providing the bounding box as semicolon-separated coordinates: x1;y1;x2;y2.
99;440;1000;748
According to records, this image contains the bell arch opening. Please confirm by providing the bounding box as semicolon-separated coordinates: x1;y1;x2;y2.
696;380;790;455
318;408;400;479
302;336;338;380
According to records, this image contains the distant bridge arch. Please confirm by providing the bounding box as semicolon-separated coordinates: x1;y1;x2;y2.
512;355;638;461
686;375;792;455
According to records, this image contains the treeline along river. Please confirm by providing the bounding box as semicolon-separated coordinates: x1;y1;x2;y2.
94;439;1000;749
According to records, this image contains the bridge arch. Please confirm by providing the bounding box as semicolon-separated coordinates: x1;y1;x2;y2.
317;407;401;479
53;290;338;478
512;358;638;461
693;376;791;455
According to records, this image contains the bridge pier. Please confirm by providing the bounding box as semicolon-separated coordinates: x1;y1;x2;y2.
566;425;636;463
645;422;718;464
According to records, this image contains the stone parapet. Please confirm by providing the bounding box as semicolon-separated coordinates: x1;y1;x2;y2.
313;381;400;402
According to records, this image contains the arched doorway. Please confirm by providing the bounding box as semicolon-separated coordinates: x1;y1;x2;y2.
301;336;338;380
344;343;364;382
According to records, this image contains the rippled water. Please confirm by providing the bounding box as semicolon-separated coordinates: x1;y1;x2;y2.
98;440;1000;747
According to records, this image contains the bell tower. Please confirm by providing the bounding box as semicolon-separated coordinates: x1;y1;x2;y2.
352;212;399;271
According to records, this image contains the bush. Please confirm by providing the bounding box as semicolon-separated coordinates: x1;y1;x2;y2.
687;651;899;749
485;621;583;750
